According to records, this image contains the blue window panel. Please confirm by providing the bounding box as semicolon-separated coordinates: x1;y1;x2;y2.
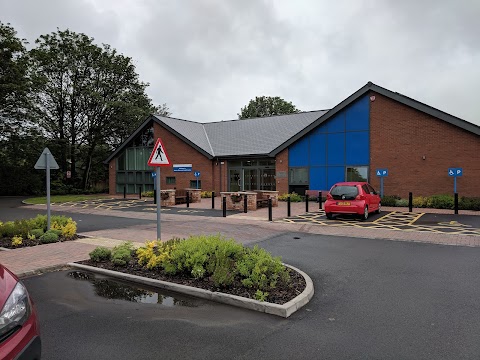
310;167;327;190
327;166;345;189
327;133;345;165
346;96;369;131
310;132;327;166
346;131;369;165
289;136;309;167
326;113;345;133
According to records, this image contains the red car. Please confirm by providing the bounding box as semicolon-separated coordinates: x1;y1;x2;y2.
0;264;41;360
324;182;381;221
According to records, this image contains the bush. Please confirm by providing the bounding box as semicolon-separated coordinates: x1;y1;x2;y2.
89;247;112;262
61;220;77;239
11;235;22;247
111;242;134;266
201;191;213;198
413;196;428;208
141;191;154;197
459;197;480;211
0;221;16;238
395;199;409;207
30;228;44;239
380;195;399;207
278;192;303;202
426;195;454;209
40;230;59;244
136;239;180;270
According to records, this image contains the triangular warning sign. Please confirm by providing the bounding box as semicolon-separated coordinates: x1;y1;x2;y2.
34;147;60;170
148;138;171;166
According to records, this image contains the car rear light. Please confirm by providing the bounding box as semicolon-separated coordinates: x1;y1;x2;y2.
327;193;333;200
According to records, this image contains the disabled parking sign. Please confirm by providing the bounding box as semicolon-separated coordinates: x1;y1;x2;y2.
448;167;463;193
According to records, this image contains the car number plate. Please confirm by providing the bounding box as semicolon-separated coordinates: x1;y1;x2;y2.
337;202;351;205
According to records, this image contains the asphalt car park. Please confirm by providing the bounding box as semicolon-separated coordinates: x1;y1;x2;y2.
23;233;480;359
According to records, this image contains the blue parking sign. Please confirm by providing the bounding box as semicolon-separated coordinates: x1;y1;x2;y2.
448;168;463;177
376;169;388;177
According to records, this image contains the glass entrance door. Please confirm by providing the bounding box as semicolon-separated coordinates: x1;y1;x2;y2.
229;169;241;192
243;169;258;191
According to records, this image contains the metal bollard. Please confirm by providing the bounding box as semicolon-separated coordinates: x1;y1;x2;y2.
222;196;226;217
186;191;190;208
408;192;413;212
212;191;215;209
153;190;157;204
287;196;291;217
123;186;126;199
319;191;322;210
268;198;273;221
139;186;142;199
243;194;248;213
305;195;309;212
454;193;458;214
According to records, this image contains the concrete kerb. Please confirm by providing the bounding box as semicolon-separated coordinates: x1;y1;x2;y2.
68;262;314;318
17;264;72;279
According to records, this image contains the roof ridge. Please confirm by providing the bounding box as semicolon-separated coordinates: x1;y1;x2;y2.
204;109;330;125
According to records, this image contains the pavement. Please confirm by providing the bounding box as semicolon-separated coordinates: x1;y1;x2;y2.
0;196;479;277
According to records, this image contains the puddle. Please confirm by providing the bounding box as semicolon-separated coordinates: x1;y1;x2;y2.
68;271;198;307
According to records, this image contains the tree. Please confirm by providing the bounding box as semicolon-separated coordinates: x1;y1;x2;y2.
0;22;30;137
238;96;300;119
28;29;167;189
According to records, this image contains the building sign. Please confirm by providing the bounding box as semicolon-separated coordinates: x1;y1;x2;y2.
276;171;287;178
173;164;192;172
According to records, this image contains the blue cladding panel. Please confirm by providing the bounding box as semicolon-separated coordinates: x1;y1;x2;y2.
327;133;345;165
310;167;327;190
345;131;369;164
327;166;345;189
346;96;369;131
310;132;327;166
326;113;345;133
289;136;309;166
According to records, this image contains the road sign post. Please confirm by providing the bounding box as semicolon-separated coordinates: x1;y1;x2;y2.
448;168;463;194
375;168;388;198
194;171;200;189
34;148;59;231
148;138;171;240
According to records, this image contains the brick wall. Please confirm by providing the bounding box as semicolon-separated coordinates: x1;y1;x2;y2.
153;122;214;191
275;148;289;194
370;92;480;197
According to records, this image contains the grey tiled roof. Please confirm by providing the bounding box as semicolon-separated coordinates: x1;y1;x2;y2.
153;110;328;158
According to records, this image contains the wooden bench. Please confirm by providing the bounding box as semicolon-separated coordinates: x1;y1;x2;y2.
256;192;270;208
175;189;192;204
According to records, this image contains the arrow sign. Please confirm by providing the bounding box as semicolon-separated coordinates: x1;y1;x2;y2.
34;148;59;170
194;171;201;178
148;138;171;167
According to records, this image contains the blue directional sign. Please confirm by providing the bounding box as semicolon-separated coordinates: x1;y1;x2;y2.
376;169;388;177
448;168;463;177
194;171;201;178
151;172;156;178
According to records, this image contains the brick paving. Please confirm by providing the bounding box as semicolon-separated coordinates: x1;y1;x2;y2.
1;200;478;277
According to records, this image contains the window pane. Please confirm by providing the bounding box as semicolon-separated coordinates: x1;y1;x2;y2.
136;148;146;170
166;177;176;185
289;167;308;184
346;166;368;182
127;172;134;183
117;152;126;171
117;172;125;183
190;180;201;189
228;160;242;167
136;172;143;183
126;148;135;170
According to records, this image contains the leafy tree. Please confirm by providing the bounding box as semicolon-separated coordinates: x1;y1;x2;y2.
0;22;30;137
28;29;167;189
238;96;300;119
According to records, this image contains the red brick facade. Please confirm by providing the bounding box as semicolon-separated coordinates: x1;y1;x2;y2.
275;148;289;194
369;92;480;197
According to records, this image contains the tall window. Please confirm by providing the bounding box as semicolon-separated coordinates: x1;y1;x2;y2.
346;166;368;182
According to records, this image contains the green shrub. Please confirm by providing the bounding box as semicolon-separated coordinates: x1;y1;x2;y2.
413;196;428;208
459;197;480;211
426;195;454;209
111;242;134;266
50;229;63;236
141;191;154;197
40;230;59;244
201;191;213;198
89;247;112;262
30;228;44;239
0;221;16;238
395;199;409;207
278;192;303;202
254;290;269;302
381;195;399;207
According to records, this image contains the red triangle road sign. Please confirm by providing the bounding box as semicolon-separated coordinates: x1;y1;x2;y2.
148;138;171;166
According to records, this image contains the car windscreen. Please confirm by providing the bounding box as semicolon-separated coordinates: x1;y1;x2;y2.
330;185;358;200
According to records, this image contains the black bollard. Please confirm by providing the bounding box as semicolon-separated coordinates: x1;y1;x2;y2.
408;192;413;212
305;195;309;212
153;190;157;204
123;186;126;199
139;186;142;199
243;194;248;213
186;191;190;208
319;191;322;210
454;193;458;214
222;196;226;217
211;191;215;209
287;196;291;217
268;198;273;221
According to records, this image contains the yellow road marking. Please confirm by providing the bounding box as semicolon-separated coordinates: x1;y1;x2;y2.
408;212;424;225
373;211;396;223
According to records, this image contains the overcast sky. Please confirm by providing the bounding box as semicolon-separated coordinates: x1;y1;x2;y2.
1;0;479;125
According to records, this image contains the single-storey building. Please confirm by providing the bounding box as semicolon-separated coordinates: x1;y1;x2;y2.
105;82;480;198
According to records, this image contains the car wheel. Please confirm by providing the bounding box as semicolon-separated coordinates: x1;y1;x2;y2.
375;203;381;214
361;206;368;221
326;213;333;220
